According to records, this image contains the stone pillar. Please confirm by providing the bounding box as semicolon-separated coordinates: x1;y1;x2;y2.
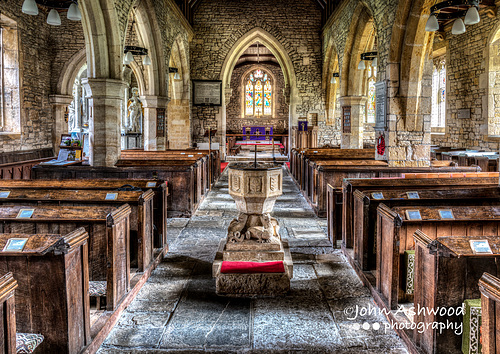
340;96;367;149
82;79;127;167
49;95;73;155
141;96;169;151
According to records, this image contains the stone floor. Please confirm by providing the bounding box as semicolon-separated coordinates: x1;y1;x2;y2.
98;167;409;353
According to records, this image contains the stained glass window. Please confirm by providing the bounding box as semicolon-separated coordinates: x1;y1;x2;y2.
366;65;377;123
264;81;272;115
244;69;272;117
245;80;254;115
431;58;446;128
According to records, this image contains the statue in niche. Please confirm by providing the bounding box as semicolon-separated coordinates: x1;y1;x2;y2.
126;88;143;133
67;100;77;132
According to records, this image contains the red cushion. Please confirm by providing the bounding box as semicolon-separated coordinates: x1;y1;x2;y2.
221;261;285;274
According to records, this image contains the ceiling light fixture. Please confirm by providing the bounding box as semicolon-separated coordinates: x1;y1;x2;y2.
330;72;339;84
22;0;81;25
123;46;151;66
425;0;480;35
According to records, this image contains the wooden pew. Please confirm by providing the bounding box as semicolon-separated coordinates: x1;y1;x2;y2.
0;179;168;250
353;187;500;271
479;272;500;354
0;205;131;311
340;175;499;249
0;272;17;354
377;204;500;310
413;231;500;354
0;229;90;353
0;188;155;271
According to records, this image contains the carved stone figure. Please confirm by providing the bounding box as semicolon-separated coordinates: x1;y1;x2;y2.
227;213;249;243
126;88;143;133
67;100;77;132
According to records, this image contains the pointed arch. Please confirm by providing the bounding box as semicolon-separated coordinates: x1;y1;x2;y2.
220;27;298;155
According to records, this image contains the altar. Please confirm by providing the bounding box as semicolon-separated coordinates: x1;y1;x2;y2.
243;126;273;141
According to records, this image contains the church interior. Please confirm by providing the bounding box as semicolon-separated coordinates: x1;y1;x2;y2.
1;0;500;353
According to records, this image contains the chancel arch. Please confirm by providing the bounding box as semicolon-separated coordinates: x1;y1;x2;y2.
220;27;298;156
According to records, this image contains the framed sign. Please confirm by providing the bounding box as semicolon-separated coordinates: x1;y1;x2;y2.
371;192;384;200
16;209;34;219
156;108;166;137
405;210;422;220
439;209;454;220
342;106;351;133
470;240;493;254
192;80;222;106
146;182;157;188
375;81;387;131
406;191;420;199
3;238;28;252
105;193;118;201
0;191;10;198
298;121;308;132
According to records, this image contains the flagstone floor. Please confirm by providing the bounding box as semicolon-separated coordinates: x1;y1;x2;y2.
98;166;409;353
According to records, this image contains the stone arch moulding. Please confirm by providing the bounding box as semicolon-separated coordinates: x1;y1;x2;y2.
167;34;191;149
239;65;278;119
220;27;298;155
57;48;87;96
486;21;500;137
323;37;340;124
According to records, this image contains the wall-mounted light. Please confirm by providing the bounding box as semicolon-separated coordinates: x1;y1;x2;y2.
357;52;377;71
123;46;151;66
169;67;181;80
22;0;81;25
330;72;339;84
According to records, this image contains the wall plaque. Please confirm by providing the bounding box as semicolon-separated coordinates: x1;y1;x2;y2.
375;81;387;131
457;109;471;119
193;80;222;106
342;106;351;134
156;108;166;137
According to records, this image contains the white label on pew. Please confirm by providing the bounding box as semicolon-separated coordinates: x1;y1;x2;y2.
405;210;422;220
470;240;493;254
198;153;202;154
105;193;118;200
188;155;194;157
371;192;384;200
406;191;420;199
16;209;34;219
3;238;28;252
438;209;454;220
146;182;156;188
0;191;10;198
181;152;186;154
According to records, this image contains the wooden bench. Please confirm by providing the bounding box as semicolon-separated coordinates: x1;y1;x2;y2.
0;205;131;311
0;272;17;353
353;187;500;271
0;149;55;181
0;179;168;250
479;272;500;354
0;188;155;271
414;231;500;353
340;175;499;249
377;204;500;310
0;229;90;353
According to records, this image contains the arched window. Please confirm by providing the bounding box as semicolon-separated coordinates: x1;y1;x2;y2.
244;69;272;117
366;65;376;124
431;57;446;129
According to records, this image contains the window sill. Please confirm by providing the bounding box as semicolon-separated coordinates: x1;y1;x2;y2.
0;132;21;138
431;132;446;136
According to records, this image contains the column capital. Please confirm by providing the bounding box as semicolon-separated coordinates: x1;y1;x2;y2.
140;95;170;108
81;78;128;99
339;95;367;106
49;94;73;106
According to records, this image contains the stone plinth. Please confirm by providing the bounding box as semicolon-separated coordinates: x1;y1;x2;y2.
213;163;293;297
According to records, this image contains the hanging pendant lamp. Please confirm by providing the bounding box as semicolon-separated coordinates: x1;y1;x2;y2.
47;9;61;26
425;14;439;32
451;18;466;35
67;3;82;21
464;6;480;25
22;0;38;15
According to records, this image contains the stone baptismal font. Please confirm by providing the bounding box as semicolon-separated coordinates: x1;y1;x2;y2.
213;162;293;297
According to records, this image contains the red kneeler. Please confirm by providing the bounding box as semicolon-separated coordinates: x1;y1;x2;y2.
220;261;285;274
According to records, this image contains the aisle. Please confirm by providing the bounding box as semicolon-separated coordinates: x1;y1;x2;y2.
98;167;408;353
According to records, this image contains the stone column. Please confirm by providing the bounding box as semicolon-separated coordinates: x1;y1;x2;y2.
340;96;367;149
141;96;169;151
82;78;127;167
49;94;73;155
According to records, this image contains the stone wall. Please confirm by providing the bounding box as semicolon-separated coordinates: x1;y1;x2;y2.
226;63;288;134
190;0;323;144
431;11;500;152
0;0;84;153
